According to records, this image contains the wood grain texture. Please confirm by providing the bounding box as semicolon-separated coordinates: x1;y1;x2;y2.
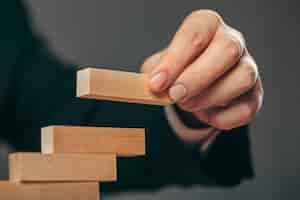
41;126;145;156
0;181;99;200
9;153;116;182
76;67;173;105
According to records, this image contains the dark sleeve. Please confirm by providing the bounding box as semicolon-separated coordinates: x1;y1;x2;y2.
2;0;253;192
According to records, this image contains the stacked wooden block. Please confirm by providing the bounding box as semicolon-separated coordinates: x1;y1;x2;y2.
0;68;173;200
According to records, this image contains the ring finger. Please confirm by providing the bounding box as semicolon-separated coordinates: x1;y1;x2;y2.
179;54;258;112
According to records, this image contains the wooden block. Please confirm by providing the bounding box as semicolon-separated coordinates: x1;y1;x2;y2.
9;153;116;182
76;67;173;105
42;126;145;156
0;181;99;200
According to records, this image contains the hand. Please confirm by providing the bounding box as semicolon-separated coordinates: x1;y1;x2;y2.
142;10;263;131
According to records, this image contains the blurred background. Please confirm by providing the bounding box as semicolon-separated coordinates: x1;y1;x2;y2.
1;0;299;199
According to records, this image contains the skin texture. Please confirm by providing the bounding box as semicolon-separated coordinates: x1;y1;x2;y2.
141;10;264;142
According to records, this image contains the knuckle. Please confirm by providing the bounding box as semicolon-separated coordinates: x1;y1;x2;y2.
228;27;245;43
254;83;264;113
257;92;264;112
186;10;201;21
240;65;258;90
224;37;242;60
189;9;222;24
235;30;245;43
188;9;205;18
202;9;222;22
240;103;255;121
259;82;264;99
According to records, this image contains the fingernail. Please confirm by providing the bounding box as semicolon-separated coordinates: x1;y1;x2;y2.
169;83;187;102
150;71;168;91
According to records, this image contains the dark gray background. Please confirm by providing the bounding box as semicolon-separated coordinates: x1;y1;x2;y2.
6;0;299;199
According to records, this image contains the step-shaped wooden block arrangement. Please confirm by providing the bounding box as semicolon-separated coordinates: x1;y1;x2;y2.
0;67;172;199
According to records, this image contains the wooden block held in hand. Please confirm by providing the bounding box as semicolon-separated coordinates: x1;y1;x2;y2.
42;126;145;156
9;153;116;182
0;181;99;200
76;67;173;105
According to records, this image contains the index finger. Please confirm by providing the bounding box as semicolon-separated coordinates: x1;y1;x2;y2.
149;10;222;92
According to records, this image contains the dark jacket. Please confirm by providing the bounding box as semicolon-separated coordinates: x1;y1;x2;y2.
0;0;254;192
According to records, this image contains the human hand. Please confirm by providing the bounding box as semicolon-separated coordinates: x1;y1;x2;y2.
142;10;263;131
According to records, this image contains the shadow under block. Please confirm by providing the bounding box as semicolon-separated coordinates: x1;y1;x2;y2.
76;67;173;105
42;126;145;156
0;181;99;200
9;153;116;182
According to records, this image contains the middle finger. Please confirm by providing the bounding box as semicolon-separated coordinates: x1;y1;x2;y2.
169;27;244;103
180;54;258;112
